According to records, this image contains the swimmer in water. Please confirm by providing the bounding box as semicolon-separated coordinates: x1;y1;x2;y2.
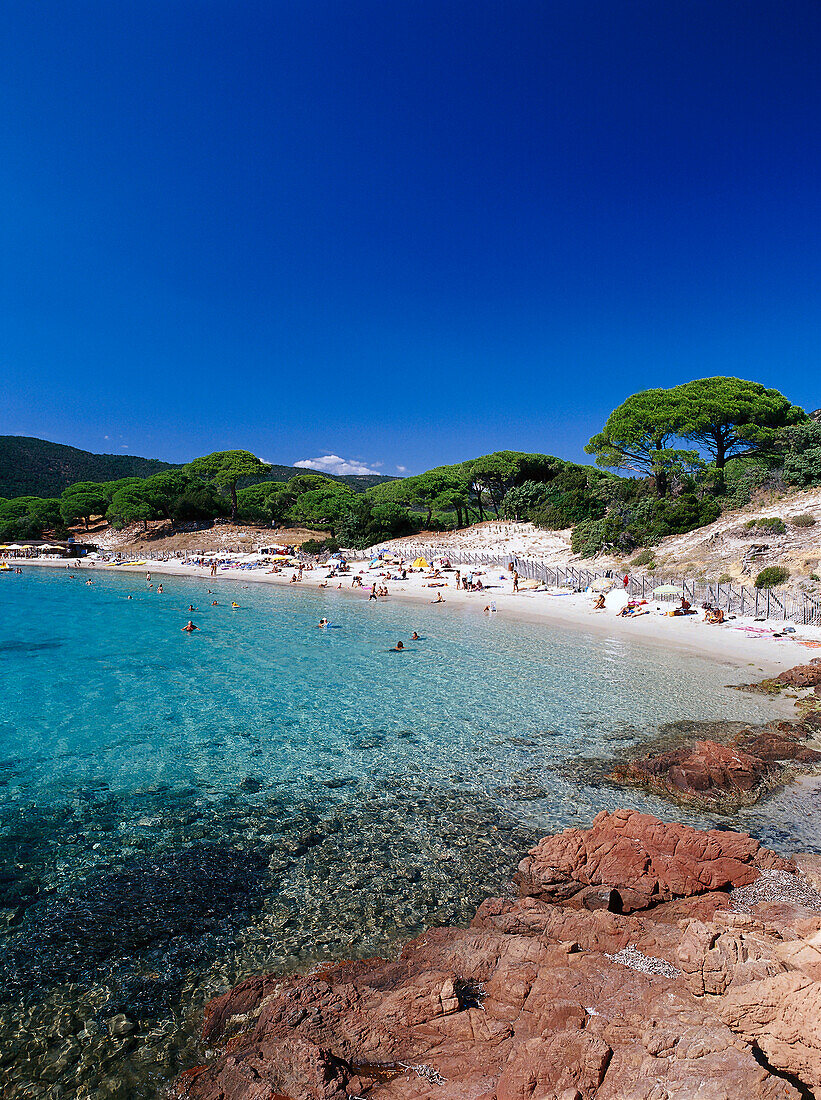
211;600;218;606
182;621;198;632
127;595;133;600
157;584;163;593
411;631;420;640
231;602;239;609
391;640;405;651
187;605;198;612
317;618;329;627
86;579;93;585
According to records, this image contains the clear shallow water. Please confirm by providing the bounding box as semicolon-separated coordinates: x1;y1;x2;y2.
0;566;813;1097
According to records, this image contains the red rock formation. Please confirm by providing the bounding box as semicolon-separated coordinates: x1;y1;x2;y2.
609;722;821;812
777;664;821;689
174;812;821;1100
514;808;793;911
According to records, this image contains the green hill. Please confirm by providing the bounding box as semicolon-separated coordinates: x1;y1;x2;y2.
0;436;395;498
0;437;178;498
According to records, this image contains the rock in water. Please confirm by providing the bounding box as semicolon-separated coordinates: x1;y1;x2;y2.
173;811;821;1100
610;723;821;812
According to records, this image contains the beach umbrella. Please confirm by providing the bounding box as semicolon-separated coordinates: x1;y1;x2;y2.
653;583;684;603
604;589;630;610
590;577;616;591
412;557;428;568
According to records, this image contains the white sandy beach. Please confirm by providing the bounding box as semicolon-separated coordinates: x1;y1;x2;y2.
13;552;821;678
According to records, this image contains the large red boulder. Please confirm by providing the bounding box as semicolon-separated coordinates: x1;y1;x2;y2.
514;808;793;912
777;664;821;688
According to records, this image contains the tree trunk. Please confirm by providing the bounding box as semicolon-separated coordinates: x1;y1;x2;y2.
230;482;238;523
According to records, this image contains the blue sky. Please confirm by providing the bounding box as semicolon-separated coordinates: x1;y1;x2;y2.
1;2;819;475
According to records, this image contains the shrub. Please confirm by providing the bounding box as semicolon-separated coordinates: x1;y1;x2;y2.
716;572;733;584
754;565;790;589
811;572;820;582
570;516;626;558
744;519;756;529
781;420;821;487
756;517;786;534
631;549;655;567
300;538;339;555
791;513;816;528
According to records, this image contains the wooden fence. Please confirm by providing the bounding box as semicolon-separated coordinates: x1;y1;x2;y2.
373;541;821;626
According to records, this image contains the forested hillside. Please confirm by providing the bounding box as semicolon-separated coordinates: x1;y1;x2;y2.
1;378;818;561
0;437;394;498
0;437;177;498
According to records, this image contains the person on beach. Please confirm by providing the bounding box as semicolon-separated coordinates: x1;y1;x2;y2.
432;592;445;603
512;570;519;593
369;587;378;600
182;621;198;632
593;593;606;610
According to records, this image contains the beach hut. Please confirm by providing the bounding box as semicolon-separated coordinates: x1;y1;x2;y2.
412;557;428;568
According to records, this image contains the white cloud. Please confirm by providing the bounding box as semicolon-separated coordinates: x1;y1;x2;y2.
396;465;408;473
294;454;381;476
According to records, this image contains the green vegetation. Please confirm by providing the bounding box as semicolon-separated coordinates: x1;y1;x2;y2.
745;517;787;534
0;437;176;499
781;419;821;487
754;566;791;589
631;549;656;568
300;538;340;555
0;435;397;499
717;573;733;584
0;377;817;559
184;451;272;523
791;514;816;527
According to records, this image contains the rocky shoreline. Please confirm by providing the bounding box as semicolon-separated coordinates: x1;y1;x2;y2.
173;808;821;1100
609;660;821;812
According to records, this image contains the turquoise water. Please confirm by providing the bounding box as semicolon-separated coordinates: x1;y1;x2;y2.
0;566;811;1097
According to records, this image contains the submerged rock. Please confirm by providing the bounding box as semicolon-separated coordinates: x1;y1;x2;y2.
173;811;821;1100
610;716;821;812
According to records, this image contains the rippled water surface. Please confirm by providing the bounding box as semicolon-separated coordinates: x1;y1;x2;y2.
0;566;813;1097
